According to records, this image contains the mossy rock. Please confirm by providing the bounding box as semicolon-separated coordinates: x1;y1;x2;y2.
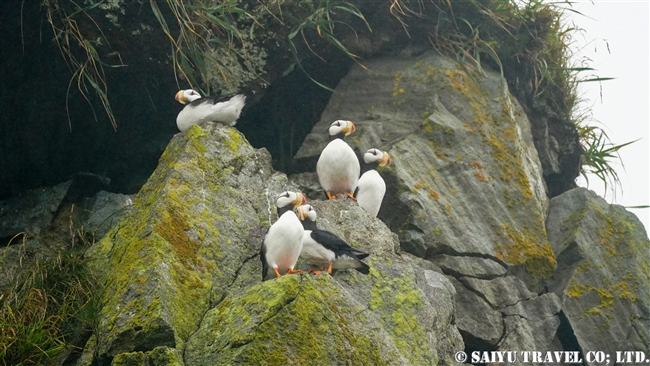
80;123;463;365
294;50;553;291
84;124;295;363
546;188;649;355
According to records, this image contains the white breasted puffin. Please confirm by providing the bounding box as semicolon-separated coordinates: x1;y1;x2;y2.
355;148;391;218
174;89;246;131
316;120;360;200
260;191;307;281
296;204;369;275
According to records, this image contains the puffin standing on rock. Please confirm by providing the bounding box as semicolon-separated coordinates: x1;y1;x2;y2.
316;120;360;200
260;191;307;281
174;89;246;132
296;204;370;275
356;148;392;218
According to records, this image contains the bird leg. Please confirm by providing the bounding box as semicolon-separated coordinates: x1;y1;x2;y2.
327;262;334;275
287;269;304;275
325;191;339;200
343;191;357;202
274;268;282;278
312;269;324;275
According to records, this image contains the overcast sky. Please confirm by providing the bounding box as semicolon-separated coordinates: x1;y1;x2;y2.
566;1;649;235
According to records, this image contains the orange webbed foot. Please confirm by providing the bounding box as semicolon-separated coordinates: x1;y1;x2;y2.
274;268;282;278
344;192;357;202
326;191;339;200
287;269;304;275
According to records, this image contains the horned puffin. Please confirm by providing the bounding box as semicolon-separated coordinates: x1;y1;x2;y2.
296;204;369;275
260;191;307;281
316;120;360;200
355;148;392;218
174;89;246;132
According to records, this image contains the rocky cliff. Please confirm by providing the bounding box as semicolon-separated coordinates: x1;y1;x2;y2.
5;51;633;365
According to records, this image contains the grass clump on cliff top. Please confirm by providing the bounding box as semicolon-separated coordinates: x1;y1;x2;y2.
41;0;627;192
0;233;99;366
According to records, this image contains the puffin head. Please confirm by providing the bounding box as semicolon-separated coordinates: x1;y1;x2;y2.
296;204;318;222
175;89;202;105
364;148;392;167
276;191;307;210
328;120;356;139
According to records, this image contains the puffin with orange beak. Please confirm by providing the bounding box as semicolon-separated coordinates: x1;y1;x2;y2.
174;89;246;132
316;120;360;200
296;204;369;275
355;148;392;218
260;191;308;281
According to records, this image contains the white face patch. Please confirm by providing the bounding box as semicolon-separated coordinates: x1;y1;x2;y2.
276;191;296;209
363;148;382;164
184;89;201;102
306;205;318;222
328;120;348;137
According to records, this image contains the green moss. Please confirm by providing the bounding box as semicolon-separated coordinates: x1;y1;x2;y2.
494;223;556;281
112;351;147;366
189;275;397;365
88;127;263;355
368;270;434;365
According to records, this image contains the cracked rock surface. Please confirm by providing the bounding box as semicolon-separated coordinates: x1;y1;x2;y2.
545;188;650;361
293;50;649;360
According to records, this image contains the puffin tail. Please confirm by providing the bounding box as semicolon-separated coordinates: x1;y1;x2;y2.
354;260;370;275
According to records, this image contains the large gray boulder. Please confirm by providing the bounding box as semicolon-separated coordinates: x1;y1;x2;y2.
546;188;649;359
294;50;561;351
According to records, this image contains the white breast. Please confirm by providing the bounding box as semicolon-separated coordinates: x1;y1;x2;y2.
263;211;304;276
300;231;336;268
356;170;386;218
316;139;360;195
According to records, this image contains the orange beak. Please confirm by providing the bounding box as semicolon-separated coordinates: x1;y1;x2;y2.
292;193;307;207
296;205;307;220
380;152;392;167
345;121;356;136
175;90;186;104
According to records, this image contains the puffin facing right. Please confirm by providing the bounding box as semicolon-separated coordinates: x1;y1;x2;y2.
355;148;391;218
260;191;307;281
316;120;360;200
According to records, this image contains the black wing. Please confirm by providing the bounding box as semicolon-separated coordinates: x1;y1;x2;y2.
189;93;239;107
310;229;369;259
260;227;270;281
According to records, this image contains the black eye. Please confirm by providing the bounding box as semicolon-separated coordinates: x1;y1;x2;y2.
284;192;290;198
335;121;341;126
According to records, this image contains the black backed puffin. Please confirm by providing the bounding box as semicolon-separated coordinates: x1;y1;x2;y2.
316;120;360;200
260;191;307;281
296;204;369;275
355;148;392;218
175;89;246;131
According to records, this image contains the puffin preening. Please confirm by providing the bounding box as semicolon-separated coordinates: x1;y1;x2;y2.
316;120;360;201
260;191;307;281
174;89;246;132
356;148;392;218
296;204;370;275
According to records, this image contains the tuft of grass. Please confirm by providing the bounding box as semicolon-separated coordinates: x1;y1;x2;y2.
576;122;638;197
420;0;634;194
42;0;125;131
150;0;256;95
0;231;100;366
286;0;371;91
